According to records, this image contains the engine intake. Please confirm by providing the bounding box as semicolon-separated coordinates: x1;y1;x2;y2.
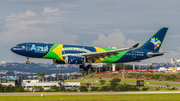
64;56;84;64
53;59;65;64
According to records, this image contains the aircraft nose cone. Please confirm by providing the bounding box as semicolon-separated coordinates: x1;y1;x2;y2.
10;47;14;52
10;47;18;53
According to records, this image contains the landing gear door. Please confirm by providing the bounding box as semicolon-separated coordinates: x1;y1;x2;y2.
26;44;30;51
132;51;136;58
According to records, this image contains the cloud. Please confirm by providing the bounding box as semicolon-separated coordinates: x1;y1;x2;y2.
1;8;77;43
177;47;180;51
0;7;78;62
126;39;139;46
4;0;75;4
168;35;180;38
92;29;139;48
126;29;156;34
42;7;60;14
42;7;64;16
1;9;65;43
6;10;37;21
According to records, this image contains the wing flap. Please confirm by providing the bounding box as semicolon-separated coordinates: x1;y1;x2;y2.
80;43;139;59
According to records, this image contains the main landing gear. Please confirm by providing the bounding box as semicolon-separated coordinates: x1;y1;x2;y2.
26;57;30;64
79;64;96;75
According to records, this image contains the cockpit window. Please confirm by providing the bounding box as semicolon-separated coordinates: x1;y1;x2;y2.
16;45;21;47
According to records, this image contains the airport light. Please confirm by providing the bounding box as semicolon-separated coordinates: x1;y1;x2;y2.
146;82;150;91
153;64;158;73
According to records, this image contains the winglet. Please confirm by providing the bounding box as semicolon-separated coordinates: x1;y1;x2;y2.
132;43;140;48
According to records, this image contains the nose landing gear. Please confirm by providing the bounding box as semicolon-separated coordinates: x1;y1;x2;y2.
26;57;30;64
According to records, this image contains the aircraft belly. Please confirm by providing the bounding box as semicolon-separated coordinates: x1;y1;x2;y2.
20;52;47;58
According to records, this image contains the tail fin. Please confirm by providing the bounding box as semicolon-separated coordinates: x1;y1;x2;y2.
138;27;169;52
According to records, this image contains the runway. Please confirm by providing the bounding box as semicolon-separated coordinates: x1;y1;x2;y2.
1;91;180;96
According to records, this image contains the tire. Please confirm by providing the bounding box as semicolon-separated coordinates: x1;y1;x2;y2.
87;65;92;69
91;68;96;72
26;61;30;64
84;68;87;71
79;65;84;68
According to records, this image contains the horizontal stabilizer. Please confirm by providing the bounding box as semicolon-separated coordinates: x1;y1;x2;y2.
147;52;169;57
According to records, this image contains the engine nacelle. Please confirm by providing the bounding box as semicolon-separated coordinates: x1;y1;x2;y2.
53;59;65;64
64;56;84;64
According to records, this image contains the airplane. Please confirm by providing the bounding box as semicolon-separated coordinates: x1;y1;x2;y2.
11;27;169;72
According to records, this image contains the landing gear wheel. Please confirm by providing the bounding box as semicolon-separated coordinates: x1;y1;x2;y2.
91;67;96;72
26;61;30;64
79;65;84;68
26;57;30;64
84;68;87;71
87;65;92;70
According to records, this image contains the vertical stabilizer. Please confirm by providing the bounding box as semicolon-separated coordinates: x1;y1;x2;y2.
138;27;169;52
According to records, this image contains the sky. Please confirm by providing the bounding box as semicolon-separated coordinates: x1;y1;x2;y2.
0;0;180;64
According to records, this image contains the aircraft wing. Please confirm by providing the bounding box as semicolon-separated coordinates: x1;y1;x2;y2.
61;43;139;60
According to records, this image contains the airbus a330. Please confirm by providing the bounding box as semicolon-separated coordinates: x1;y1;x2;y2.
11;27;169;72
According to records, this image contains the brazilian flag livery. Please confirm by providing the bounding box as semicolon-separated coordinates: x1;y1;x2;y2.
11;27;169;64
42;44;129;63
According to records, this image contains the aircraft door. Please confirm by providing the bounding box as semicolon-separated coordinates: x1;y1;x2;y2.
132;51;136;58
26;44;30;51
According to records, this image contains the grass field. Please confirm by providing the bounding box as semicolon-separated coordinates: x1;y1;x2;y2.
65;78;180;87
0;94;180;101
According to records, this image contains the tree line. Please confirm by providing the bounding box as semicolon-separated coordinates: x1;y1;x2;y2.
0;78;139;92
0;84;24;92
0;78;178;92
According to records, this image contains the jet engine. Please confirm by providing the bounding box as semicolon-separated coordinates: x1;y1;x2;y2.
64;56;84;64
53;59;65;64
